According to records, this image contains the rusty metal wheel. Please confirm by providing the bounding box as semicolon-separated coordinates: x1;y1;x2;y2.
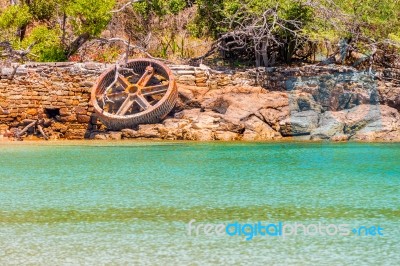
91;59;178;130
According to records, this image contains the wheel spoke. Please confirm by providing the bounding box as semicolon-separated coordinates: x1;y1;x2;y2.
136;66;155;87
116;94;135;115
99;92;127;102
135;94;151;110
117;74;132;89
142;84;168;96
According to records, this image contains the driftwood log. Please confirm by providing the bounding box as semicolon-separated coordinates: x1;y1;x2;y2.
15;119;49;140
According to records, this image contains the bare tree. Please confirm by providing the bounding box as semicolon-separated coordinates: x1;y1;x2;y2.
192;6;307;67
0;41;36;61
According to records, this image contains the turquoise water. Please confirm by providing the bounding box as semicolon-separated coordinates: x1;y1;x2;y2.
0;142;399;265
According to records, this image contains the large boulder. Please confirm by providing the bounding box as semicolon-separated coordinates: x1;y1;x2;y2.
310;104;400;141
377;84;400;111
175;85;208;111
279;110;320;136
286;71;379;111
135;124;164;139
310;112;346;140
202;86;289;122
258;106;290;131
242;115;282;140
343;105;399;135
348;105;400;141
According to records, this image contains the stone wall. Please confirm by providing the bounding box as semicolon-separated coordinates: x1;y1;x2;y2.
0;62;399;140
0;62;108;139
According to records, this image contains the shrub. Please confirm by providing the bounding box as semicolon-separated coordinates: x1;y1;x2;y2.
22;25;66;62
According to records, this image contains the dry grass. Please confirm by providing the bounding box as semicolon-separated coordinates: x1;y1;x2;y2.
75;5;214;64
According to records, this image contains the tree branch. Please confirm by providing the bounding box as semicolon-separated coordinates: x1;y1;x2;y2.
111;0;143;13
0;41;36;61
94;37;173;63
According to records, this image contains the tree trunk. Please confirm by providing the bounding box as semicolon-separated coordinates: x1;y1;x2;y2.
61;12;67;46
65;32;90;58
255;44;261;67
17;120;36;138
18;25;27;41
37;125;49;140
261;41;269;67
286;40;296;63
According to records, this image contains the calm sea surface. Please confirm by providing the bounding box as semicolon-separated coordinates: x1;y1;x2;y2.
0;141;399;265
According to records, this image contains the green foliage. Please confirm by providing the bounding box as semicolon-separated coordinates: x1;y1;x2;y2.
167;0;187;14
28;0;57;21
93;46;121;63
334;0;400;41
1;0;399;64
132;0;188;17
66;0;115;36
192;0;224;37
156;34;188;58
0;4;31;29
22;25;66;62
389;33;400;43
132;1;150;17
192;0;400;42
190;0;400;64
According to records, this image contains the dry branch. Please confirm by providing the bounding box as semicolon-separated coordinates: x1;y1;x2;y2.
17;120;36;138
191;6;306;66
14;119;50;140
111;0;143;13
0;41;36;61
94;37;173;63
37;125;49;140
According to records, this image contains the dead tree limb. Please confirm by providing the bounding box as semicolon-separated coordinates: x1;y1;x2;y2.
37;125;49;140
190;7;305;66
94;37;173;63
8;64;19;80
16;120;36;139
0;41;36;61
14;119;50;140
111;0;143;13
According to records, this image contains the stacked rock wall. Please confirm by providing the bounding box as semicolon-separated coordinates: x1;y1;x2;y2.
0;62;107;139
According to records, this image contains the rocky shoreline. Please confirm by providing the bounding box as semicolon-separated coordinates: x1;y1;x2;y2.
1;63;399;142
91;84;400;142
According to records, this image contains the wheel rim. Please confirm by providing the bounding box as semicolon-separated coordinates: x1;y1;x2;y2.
91;59;178;130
